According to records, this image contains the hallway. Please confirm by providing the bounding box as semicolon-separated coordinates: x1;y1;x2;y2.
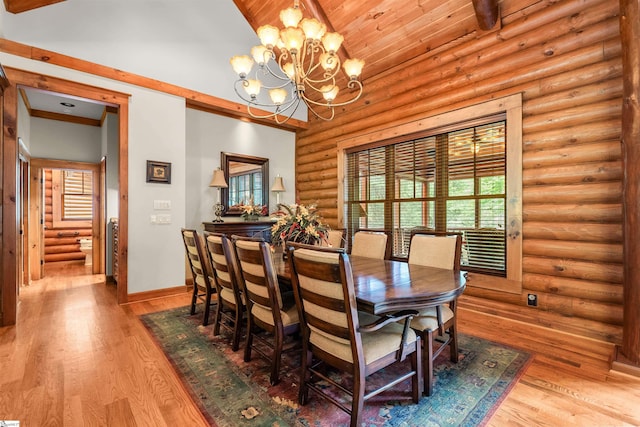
0;267;206;426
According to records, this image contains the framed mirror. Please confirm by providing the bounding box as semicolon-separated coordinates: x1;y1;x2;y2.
220;152;269;216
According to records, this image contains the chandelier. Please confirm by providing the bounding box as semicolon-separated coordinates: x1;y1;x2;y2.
230;0;365;123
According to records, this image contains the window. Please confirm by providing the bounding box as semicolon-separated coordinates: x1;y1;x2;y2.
62;170;93;220
51;168;94;229
229;170;263;206
345;116;506;275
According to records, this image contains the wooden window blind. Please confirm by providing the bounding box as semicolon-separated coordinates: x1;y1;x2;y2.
345;115;507;276
62;170;93;220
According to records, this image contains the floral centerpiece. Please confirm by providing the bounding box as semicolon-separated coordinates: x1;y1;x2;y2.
240;204;267;221
271;203;329;246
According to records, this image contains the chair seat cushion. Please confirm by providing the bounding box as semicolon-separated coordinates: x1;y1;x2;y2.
310;312;416;365
410;305;454;331
252;302;299;327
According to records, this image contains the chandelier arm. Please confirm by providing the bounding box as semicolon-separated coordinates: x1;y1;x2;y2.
298;80;364;108
246;97;301;121
258;63;292;85
305;102;335;121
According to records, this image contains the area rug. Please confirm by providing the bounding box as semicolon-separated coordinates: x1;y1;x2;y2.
140;306;530;427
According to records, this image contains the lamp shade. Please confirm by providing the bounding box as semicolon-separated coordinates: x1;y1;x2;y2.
209;169;228;188
271;175;286;192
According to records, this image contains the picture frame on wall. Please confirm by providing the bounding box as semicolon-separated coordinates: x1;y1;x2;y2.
146;160;171;184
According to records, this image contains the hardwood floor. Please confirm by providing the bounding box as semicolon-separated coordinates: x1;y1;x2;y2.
1;263;639;426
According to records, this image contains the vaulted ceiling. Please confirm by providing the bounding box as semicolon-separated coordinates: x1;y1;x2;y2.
5;0;500;86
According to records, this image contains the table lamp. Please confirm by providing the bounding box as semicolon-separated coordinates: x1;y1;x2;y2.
271;175;286;205
209;168;228;223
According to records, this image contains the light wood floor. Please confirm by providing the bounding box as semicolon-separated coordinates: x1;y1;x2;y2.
1;263;639;426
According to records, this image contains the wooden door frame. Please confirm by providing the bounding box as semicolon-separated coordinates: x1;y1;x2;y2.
2;67;130;326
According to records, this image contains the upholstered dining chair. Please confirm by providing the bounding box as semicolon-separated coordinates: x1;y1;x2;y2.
287;243;422;427
407;230;463;396
324;228;346;248
181;228;216;326
204;232;245;351
232;235;300;385
350;229;391;259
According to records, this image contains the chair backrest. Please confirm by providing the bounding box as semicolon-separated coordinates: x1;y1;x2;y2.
232;235;285;315
288;243;362;364
324;229;346;248
351;229;390;259
407;230;462;271
204;232;243;305
181;228;213;292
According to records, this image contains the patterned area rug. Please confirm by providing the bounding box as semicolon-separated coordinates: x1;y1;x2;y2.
140;306;530;427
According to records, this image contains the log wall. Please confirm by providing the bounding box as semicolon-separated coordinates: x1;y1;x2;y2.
43;169;91;264
295;0;624;343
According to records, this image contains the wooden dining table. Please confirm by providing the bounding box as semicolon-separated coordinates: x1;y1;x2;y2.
273;254;467;315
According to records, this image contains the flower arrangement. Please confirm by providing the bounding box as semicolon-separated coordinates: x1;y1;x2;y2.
271;203;329;246
240;204;267;221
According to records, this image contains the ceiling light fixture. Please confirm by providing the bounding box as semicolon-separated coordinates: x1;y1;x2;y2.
230;0;364;124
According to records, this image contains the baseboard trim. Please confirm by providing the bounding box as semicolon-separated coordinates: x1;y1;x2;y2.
126;285;191;303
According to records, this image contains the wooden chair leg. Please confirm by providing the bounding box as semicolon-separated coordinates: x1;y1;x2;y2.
270;331;283;385
449;323;459;363
412;336;422;403
231;307;242;352
425;329;434;396
244;318;254;362
212;303;223;336
190;286;198;315
202;292;212;326
351;372;366;427
298;347;312;405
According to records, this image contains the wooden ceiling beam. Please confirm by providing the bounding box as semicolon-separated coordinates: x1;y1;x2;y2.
471;0;500;31
3;0;65;14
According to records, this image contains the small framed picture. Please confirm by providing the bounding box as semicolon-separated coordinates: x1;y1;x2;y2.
146;160;171;184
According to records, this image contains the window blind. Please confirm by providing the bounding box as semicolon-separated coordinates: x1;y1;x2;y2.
62;170;93;220
345;116;507;275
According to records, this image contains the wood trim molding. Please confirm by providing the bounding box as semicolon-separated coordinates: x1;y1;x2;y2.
0;37;308;131
125;285;191;304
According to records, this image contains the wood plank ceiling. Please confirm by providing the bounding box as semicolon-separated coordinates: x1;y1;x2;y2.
4;0;499;114
232;0;500;83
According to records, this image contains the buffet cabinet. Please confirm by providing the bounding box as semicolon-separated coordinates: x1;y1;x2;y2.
202;220;273;241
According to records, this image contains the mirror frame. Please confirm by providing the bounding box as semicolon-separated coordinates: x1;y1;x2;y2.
220;152;269;216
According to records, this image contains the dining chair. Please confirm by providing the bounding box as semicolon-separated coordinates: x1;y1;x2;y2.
287;242;422;427
181;228;216;326
232;235;300;385
350;229;391;259
324;228;346;248
407;230;463;396
204;232;245;351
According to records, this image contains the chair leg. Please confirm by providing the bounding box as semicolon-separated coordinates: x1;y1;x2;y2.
244;316;254;362
351;372;366;427
231;307;243;352
190;286;198;315
212;302;223;336
449;323;459;363
412;336;422;403
298;347;312;405
270;330;284;385
425;329;434;396
202;292;212;326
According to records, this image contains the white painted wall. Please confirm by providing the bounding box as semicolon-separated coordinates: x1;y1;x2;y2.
30;117;102;162
17;93;31;151
1;51;297;296
185;109;296;230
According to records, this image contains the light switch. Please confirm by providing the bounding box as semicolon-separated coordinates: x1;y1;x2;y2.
153;200;171;210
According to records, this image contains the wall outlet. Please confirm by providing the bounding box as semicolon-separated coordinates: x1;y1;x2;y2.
527;293;538;307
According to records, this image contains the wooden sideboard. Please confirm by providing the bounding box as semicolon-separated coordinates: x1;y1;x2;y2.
202;220;274;240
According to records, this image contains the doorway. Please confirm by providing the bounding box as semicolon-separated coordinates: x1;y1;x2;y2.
1;67;130;326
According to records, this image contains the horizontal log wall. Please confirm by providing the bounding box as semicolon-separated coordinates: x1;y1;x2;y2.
43;170;91;263
295;0;623;343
